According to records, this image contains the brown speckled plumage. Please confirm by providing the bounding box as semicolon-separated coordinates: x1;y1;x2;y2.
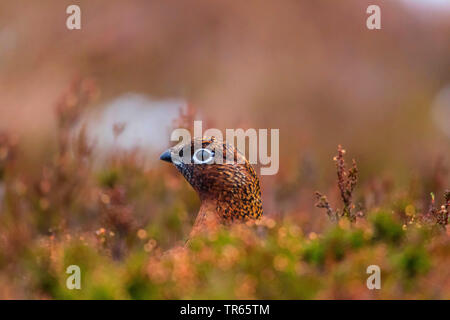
160;137;263;236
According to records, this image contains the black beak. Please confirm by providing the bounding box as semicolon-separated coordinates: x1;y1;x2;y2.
160;149;172;163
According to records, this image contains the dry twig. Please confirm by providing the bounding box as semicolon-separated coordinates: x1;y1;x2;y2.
315;145;359;222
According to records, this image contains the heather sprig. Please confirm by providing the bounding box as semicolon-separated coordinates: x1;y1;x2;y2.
315;145;359;222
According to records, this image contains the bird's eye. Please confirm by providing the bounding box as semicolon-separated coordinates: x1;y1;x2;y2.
192;148;214;164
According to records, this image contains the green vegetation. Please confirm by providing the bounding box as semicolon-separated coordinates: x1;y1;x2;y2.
0;81;448;299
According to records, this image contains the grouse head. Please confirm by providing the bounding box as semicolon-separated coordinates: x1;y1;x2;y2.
160;137;263;224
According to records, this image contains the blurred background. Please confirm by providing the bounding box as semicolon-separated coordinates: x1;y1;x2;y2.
0;0;449;299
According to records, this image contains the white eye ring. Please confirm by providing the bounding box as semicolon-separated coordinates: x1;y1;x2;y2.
193;148;214;164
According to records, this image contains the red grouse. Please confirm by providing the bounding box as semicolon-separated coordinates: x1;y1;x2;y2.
160;137;263;237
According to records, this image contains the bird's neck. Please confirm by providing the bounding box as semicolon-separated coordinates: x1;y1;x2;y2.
189;200;221;238
188;189;263;240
